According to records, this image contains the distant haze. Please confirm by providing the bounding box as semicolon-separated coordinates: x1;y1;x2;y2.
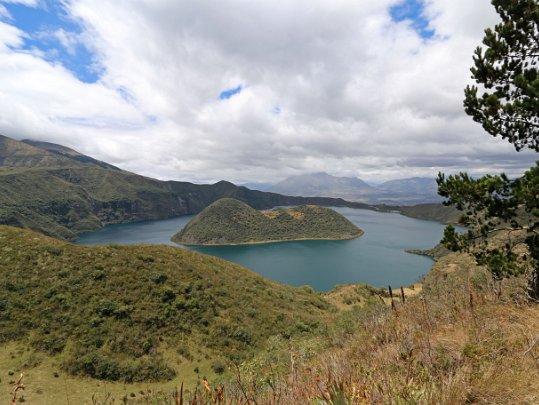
259;172;442;205
0;0;536;184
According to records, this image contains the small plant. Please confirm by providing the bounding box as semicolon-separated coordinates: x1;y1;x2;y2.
10;373;24;405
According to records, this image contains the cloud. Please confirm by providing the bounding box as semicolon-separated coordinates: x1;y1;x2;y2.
0;0;536;184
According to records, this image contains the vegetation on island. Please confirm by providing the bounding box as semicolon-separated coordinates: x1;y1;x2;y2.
172;198;363;245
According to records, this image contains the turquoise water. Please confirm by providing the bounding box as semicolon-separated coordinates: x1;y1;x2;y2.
76;207;444;291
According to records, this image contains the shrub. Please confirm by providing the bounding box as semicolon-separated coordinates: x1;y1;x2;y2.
161;287;176;303
212;360;226;374
150;272;167;284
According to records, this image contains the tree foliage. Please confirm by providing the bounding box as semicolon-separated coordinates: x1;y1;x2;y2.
439;0;539;298
437;164;538;282
463;0;539;151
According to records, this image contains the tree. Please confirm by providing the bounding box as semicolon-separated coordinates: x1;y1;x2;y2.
438;0;539;299
463;0;539;151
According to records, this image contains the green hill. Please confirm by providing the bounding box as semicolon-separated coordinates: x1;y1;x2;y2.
0;225;332;384
397;203;461;224
172;198;363;245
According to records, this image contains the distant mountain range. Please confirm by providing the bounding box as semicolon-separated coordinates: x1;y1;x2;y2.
246;172;443;205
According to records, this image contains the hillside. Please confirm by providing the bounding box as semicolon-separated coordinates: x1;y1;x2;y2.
172;198;363;245
4;234;539;405
0;134;78;168
233;251;539;404
398;203;461;224
0;225;332;386
22;139;122;171
0;135;377;241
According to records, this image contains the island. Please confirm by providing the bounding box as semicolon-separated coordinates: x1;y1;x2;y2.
171;198;364;246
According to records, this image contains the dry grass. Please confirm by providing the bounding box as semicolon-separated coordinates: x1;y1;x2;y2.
224;252;539;404
0;342;221;405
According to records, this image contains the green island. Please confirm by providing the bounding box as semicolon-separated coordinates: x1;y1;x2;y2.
171;198;364;246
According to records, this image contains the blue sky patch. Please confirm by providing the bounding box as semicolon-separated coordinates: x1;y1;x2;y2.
219;85;242;100
1;0;101;83
390;0;434;39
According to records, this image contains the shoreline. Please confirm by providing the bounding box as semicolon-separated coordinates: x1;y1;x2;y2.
173;230;364;247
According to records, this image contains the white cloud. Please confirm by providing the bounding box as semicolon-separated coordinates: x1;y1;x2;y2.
0;0;536;184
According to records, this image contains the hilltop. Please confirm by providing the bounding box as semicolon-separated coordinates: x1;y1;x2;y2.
172;198;363;245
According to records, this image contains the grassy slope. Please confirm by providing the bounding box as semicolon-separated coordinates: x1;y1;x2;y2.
24;249;537;405
0;135;77;169
0;226;332;387
1;222;537;404
230;252;539;404
172;198;363;245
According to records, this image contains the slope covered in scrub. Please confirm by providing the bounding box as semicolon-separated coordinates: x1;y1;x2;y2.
0;225;332;384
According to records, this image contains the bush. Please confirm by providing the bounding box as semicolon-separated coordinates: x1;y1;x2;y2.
63;350;176;383
150;272;167;284
212;360;226;374
161;287;176;303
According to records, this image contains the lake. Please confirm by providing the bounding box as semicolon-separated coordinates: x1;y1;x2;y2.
76;207;444;291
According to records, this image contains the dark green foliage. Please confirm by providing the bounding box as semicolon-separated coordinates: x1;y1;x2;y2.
212;360;226;374
0;225;331;382
463;0;539;151
439;0;539;298
173;198;363;245
438;164;538;282
63;349;176;383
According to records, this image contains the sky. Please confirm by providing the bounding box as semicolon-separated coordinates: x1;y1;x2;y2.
0;0;536;184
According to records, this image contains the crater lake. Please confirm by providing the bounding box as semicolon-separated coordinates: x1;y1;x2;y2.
76;207;445;291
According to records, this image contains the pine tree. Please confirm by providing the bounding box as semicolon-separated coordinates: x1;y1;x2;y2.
438;0;539;298
463;0;539;151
